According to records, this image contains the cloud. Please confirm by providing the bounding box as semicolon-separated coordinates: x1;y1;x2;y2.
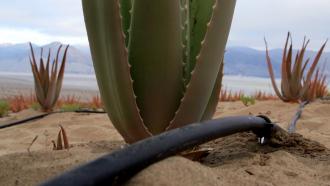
0;0;329;50
0;27;87;45
229;0;330;50
0;0;86;37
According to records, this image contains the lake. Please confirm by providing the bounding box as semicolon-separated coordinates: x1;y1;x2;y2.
0;72;328;95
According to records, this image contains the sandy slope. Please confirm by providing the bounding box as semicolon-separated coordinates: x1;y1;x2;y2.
0;100;329;186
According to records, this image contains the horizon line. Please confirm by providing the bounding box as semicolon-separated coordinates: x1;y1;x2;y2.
1;42;329;53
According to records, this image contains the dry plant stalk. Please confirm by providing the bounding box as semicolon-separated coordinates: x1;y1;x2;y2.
220;90;278;102
27;135;39;154
253;91;278;101
52;125;70;150
90;95;103;109
265;32;327;102
29;43;69;112
220;89;243;102
4;93;107;112
7;94;35;113
180;147;213;161
5;93;36;112
56;95;80;108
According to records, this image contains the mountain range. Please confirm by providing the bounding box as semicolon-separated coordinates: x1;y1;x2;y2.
0;42;93;74
0;42;329;78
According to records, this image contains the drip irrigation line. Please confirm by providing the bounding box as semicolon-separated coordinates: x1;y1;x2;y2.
75;109;106;114
0;109;105;129
321;96;330;101
41;115;281;186
0;112;52;129
288;101;309;133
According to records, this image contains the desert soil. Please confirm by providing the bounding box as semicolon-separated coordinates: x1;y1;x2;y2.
0;100;330;186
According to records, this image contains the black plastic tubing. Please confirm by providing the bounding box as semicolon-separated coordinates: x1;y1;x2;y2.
41;115;276;186
0;113;50;129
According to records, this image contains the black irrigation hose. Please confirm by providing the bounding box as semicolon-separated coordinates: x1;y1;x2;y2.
321;96;330;101
0;109;106;129
75;109;106;114
41;115;280;186
0;113;51;129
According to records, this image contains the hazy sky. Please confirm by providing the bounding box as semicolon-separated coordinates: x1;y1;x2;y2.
0;0;329;50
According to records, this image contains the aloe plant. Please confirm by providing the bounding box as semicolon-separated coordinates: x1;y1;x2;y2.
265;33;327;102
29;43;69;112
301;68;328;101
52;125;70;150
314;69;329;98
82;0;236;143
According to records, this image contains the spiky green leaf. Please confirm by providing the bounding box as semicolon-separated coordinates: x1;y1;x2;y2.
201;59;224;121
128;0;183;134
120;0;132;46
168;0;236;130
184;0;215;85
82;0;151;143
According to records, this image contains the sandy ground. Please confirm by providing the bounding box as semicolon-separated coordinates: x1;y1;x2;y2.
0;100;330;185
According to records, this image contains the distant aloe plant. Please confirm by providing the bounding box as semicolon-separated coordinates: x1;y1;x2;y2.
82;0;236;143
265;33;327;102
29;43;69;112
313;70;328;98
316;79;329;98
301;68;328;101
